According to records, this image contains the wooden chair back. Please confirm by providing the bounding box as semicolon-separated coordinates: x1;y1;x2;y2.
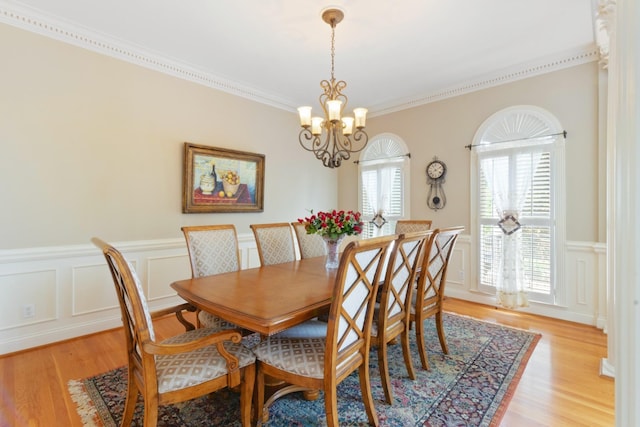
327;235;396;379
250;222;296;265
412;226;464;369
372;230;432;403
291;221;326;259
94;238;157;370
395;219;432;234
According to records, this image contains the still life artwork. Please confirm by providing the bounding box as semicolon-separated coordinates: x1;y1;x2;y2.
182;143;265;213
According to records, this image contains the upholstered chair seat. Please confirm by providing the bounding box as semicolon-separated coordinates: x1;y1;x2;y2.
253;336;326;378
273;319;328;338
157;327;256;393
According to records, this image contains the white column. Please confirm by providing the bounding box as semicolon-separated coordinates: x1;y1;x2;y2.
613;0;640;425
600;0;616;377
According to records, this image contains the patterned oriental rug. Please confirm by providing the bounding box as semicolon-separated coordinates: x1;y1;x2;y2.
68;313;540;427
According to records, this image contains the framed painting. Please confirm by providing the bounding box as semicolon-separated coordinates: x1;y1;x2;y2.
182;143;265;213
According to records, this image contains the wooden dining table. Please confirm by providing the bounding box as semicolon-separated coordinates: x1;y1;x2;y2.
170;256;337;336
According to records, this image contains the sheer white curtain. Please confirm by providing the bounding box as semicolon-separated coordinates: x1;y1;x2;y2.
478;145;543;308
362;166;394;236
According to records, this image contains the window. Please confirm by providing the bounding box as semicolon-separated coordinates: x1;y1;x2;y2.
472;106;565;306
358;134;410;238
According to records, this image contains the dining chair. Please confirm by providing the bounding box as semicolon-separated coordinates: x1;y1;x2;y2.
291;221;327;259
410;226;464;370
250;222;297;266
370;230;432;404
394;219;433;234
181;224;242;330
91;237;256;427
252;234;397;427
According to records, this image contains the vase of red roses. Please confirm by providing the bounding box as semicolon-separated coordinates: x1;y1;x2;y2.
297;209;364;269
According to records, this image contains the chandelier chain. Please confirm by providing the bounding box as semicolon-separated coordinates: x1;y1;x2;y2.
330;20;336;82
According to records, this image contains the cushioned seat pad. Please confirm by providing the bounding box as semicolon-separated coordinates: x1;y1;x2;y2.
156;327;255;394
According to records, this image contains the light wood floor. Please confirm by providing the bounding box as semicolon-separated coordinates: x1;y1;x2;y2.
0;298;614;426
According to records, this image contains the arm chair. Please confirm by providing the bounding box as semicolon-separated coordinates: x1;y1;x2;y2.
410;226;464;370
92;237;256;427
370;230;432;404
394;219;432;234
252;235;397;427
291;221;327;259
181;224;242;330
250;222;296;266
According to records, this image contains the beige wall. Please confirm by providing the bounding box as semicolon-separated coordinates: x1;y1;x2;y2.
340;62;600;242
1;22;600;249
0;24;339;249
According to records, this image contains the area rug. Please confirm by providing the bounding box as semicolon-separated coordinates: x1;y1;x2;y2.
68;313;540;426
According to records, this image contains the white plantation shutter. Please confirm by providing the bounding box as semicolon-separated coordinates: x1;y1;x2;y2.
473;106;565;307
478;147;553;299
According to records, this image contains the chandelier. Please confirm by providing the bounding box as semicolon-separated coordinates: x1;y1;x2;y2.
297;8;368;169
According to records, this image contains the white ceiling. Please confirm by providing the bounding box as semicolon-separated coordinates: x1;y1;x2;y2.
1;0;598;115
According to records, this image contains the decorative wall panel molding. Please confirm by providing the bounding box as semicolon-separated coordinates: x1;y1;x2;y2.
0;234;606;355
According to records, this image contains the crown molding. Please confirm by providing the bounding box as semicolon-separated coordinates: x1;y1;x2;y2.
1;1;600;117
370;44;600;117
0;1;294;111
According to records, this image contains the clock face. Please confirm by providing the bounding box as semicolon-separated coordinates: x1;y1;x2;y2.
427;160;446;180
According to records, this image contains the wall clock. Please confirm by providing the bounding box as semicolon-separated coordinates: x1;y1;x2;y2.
426;158;447;211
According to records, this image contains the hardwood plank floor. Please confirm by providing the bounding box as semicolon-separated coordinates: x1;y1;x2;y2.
0;298;614;426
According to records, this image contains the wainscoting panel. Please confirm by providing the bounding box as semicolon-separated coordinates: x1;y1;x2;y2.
0;269;57;330
445;237;607;326
147;254;191;301
0;234;606;355
71;262;121;316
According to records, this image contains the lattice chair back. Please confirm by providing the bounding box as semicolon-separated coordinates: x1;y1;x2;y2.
372;230;432;403
412;226;464;369
418;226;463;313
291;221;326;259
395;219;433;234
182;225;241;277
250;222;296;265
328;235;396;374
181;224;242;330
252;234;396;427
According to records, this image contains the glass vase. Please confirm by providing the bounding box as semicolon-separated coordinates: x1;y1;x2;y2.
323;234;346;269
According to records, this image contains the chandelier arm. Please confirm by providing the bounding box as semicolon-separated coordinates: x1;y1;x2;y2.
300;128;338;168
349;129;369;152
299;129;325;153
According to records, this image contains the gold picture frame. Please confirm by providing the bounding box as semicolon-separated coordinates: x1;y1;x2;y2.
182;142;265;213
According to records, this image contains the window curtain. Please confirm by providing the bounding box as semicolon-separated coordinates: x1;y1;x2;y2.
362;165;396;237
479;147;543;309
